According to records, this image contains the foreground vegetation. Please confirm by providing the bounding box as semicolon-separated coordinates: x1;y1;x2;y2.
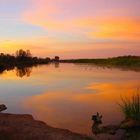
119;90;140;121
61;56;140;71
91;92;140;139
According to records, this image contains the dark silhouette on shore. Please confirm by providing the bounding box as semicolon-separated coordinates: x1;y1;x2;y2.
0;49;61;74
0;49;140;75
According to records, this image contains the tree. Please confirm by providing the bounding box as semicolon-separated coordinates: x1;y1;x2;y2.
54;56;60;62
16;49;32;61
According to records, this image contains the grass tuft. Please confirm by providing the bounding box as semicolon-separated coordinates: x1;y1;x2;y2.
119;89;140;120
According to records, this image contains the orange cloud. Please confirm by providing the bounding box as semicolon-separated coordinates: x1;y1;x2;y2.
23;8;140;42
20;0;140;45
87;17;140;41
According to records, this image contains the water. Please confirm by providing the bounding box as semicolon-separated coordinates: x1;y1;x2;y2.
0;63;140;137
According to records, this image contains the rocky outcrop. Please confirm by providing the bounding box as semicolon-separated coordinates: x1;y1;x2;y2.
0;113;93;140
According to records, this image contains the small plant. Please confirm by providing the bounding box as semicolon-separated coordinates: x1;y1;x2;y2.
119;89;140;121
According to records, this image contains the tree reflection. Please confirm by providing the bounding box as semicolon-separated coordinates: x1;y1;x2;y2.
54;62;60;68
0;69;4;75
16;66;32;78
0;65;15;75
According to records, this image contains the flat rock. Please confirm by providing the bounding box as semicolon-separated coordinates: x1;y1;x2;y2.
0;113;93;140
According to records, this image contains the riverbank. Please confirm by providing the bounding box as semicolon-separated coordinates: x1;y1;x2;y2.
60;56;140;71
0;113;92;140
1;55;140;73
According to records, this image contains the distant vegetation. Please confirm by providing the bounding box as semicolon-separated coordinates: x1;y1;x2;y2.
0;49;140;74
60;56;140;71
0;49;59;74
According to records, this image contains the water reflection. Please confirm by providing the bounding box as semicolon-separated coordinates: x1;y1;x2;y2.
23;81;140;135
16;66;32;78
0;63;60;77
0;63;139;139
0;65;15;75
74;63;140;72
54;62;60;68
0;69;4;75
0;63;139;78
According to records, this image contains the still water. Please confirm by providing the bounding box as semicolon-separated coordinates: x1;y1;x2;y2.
0;63;140;137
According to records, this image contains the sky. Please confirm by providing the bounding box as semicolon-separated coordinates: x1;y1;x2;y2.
0;0;140;58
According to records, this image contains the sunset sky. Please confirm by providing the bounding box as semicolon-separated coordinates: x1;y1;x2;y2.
0;0;140;58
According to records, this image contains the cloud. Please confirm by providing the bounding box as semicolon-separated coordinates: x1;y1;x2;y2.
87;17;140;41
22;0;140;42
1;0;140;57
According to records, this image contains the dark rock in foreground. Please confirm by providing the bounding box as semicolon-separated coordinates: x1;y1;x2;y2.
0;113;92;140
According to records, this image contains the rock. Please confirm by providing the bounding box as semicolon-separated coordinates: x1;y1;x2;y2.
125;132;131;137
0;104;7;112
92;112;102;124
92;113;119;135
108;129;116;135
120;119;140;129
0;113;93;140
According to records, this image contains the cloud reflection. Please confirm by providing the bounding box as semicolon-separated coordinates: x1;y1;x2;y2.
23;81;140;134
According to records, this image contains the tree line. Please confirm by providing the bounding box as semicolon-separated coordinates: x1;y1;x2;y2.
0;49;59;72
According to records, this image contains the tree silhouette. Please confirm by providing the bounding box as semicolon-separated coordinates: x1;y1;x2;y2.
16;49;32;62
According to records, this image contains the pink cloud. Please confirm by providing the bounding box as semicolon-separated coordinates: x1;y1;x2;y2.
20;0;140;57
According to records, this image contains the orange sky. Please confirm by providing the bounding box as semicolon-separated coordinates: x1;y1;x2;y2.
0;0;140;58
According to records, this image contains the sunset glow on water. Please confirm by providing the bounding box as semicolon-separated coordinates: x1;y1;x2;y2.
0;64;139;135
